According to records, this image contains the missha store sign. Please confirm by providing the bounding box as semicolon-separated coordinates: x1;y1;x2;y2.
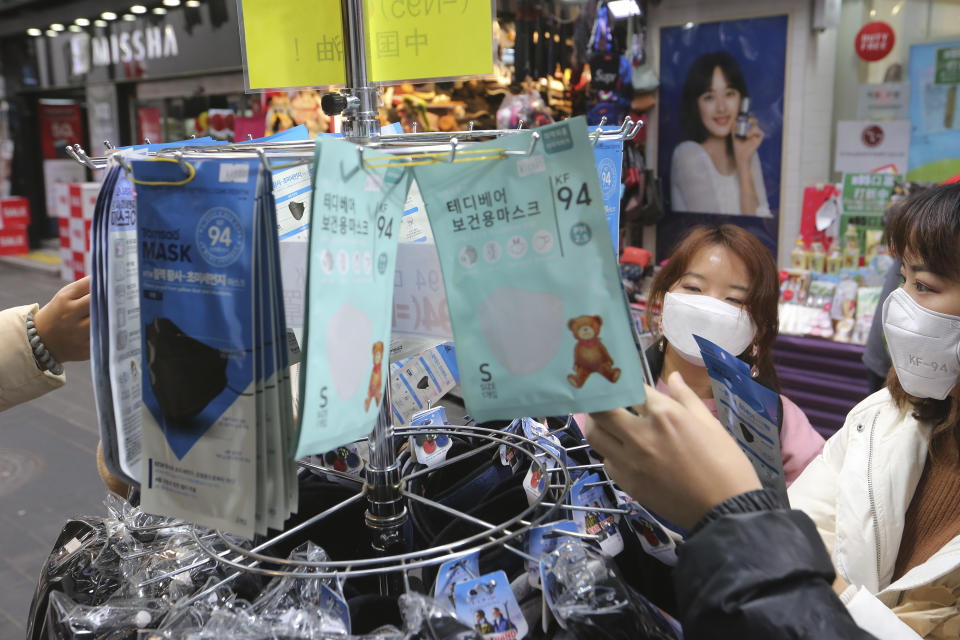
71;25;179;74
42;1;242;87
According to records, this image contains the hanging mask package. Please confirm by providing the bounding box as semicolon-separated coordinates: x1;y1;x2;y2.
570;472;624;557
414;117;644;422
90;165;126;484
295;136;410;459
132;155;295;538
694;335;787;502
389;341;459;425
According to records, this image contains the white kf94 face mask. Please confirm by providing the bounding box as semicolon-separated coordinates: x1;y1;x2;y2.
660;291;757;366
882;288;960;400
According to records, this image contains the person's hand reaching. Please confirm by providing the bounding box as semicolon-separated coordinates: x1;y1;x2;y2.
34;276;91;364
583;371;761;530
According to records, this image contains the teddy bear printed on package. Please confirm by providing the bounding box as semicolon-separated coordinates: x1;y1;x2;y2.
364;341;385;411
567;315;621;388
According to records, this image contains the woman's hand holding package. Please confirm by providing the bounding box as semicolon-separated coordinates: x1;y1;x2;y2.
584;371;761;529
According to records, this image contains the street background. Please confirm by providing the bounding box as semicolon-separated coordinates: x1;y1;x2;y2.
0;262;105;638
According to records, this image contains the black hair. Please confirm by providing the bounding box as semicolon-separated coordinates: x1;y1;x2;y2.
885;183;960;465
680;51;749;145
887;183;960;279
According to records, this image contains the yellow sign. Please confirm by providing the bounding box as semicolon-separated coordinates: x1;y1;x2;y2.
364;0;493;82
239;0;492;89
239;0;347;89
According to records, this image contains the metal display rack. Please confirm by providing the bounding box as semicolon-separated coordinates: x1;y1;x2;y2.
64;0;647;606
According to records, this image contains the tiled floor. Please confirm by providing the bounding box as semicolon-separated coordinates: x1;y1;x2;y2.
0;263;106;638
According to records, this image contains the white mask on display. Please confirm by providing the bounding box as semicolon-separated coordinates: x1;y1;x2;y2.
660;291;757;366
882;288;960;400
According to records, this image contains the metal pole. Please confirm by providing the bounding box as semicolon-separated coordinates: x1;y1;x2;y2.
337;0;381;139
364;374;407;561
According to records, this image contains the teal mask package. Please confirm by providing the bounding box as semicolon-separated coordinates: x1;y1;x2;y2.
133;156;261;538
413;118;644;421
296;137;410;458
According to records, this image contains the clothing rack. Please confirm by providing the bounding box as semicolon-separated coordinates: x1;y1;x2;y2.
63;0;648;602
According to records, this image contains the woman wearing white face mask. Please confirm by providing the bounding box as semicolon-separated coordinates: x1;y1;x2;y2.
644;225;824;486
788;184;960;639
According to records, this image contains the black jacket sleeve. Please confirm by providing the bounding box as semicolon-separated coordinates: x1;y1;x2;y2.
674;501;878;639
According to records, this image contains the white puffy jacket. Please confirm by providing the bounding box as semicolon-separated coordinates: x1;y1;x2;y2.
789;389;960;639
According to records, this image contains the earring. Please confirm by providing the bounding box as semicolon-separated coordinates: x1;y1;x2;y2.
750;364;759;378
658;336;666;353
750;343;759;378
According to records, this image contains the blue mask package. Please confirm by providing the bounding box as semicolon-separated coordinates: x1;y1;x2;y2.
694;335;787;501
593;126;624;254
133;156;263;537
413;117;644;422
295;136;410;458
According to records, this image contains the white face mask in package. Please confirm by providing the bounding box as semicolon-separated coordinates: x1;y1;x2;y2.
413;117;645;421
295;136;410;458
132;156;296;538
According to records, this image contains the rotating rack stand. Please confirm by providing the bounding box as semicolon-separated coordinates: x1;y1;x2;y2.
64;0;648;600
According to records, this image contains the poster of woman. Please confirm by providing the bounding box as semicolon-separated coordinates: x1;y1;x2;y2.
657;15;788;257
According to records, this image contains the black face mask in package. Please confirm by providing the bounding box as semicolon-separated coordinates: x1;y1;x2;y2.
131;156;295;539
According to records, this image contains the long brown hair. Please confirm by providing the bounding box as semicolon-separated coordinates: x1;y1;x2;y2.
885;184;960;462
646;225;780;388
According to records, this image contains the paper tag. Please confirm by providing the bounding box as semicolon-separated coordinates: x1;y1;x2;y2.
62;537;82;555
434;551;480;608
614;490;677;566
320;443;365;476
409;432;452;467
320;584;351;634
570;473;624;557
453;570;529;639
218;162;250;184
525;521;580;588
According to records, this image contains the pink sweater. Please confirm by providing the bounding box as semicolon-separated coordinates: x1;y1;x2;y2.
575;380;825;487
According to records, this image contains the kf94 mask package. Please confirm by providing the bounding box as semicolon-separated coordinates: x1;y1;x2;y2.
295;136;410;458
413;117;645;421
132;156;296;538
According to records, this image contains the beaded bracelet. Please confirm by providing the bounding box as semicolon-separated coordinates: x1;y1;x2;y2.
25;311;64;376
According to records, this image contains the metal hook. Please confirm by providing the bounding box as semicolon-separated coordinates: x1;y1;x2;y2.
624;119;644;141
448;137;459;163
412;121;417;133
526;132;540;156
247;134;254;141
357;145;365;169
144;138;152;145
517;120;524;130
175;151;192;175
590;126;604;147
468;121;475;132
255;147;270;172
103;140;114;150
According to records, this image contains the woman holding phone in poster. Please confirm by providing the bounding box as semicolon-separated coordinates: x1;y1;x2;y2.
670;52;771;217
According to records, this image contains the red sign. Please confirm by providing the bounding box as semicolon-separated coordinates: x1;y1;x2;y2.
0;229;28;255
137;107;163;145
0;197;30;229
862;124;885;147
38;103;84;160
856;22;895;62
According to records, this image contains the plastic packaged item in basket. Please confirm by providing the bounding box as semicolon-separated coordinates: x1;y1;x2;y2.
295;136;410;458
133;156;263;538
413;117;645;422
540;539;681;640
453;569;529;639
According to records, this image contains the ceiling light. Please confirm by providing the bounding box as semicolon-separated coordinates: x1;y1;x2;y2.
68;25;83;32
130;4;147;14
153;7;167;13
683;21;695;29
122;13;136;21
45;30;58;37
163;0;181;6
94;19;108;27
26;27;42;36
75;17;90;26
185;0;201;7
101;11;118;20
50;23;65;31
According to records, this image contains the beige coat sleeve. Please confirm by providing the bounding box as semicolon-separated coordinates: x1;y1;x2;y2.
0;303;66;412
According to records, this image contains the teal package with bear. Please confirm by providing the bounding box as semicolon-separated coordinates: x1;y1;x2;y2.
413;117;644;421
295;136;410;458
